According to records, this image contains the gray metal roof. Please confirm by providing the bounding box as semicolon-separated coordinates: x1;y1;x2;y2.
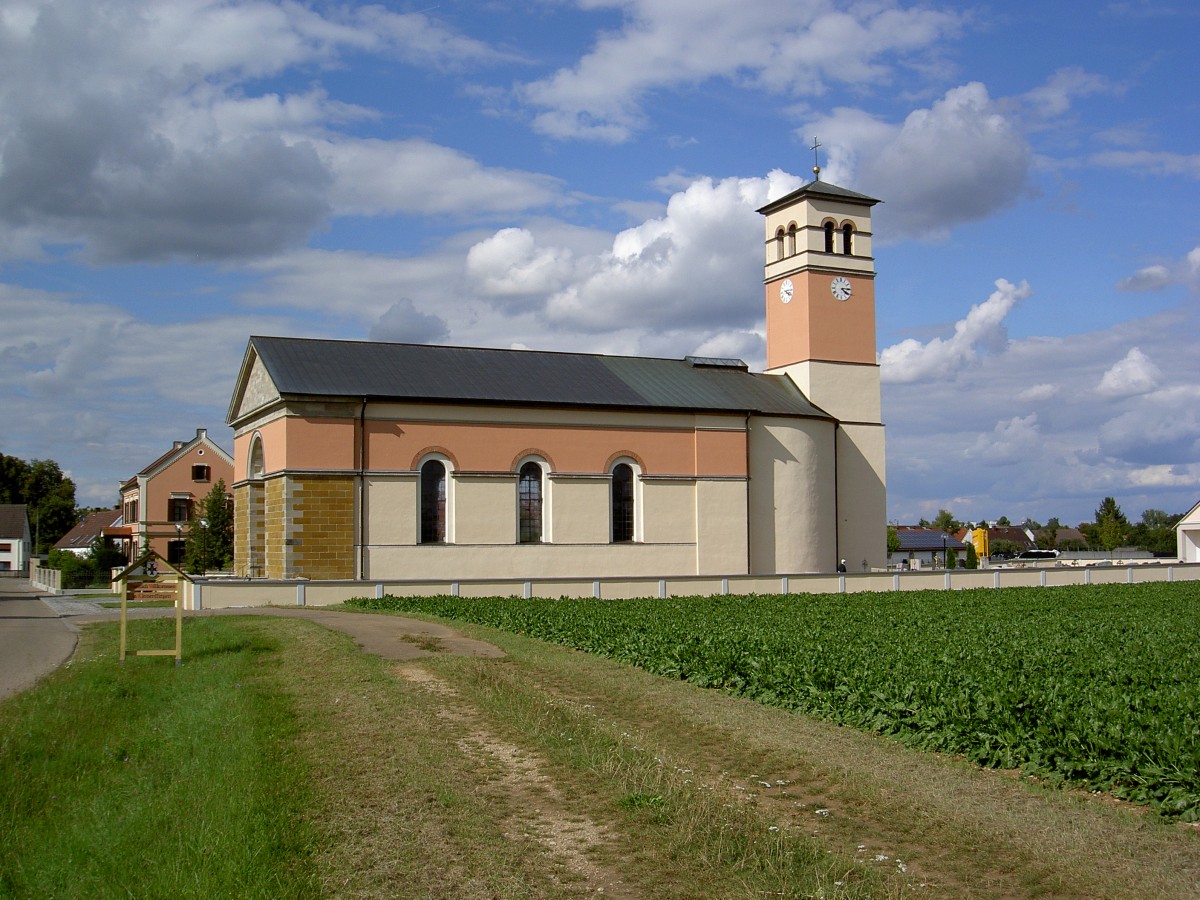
757;179;881;215
241;336;832;420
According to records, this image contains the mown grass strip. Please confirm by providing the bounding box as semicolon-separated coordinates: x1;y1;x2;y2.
0;617;319;899
348;582;1200;820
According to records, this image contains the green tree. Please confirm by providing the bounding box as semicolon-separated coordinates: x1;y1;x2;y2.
990;539;1022;559
89;536;128;578
0;455;78;553
182;480;234;574
1131;508;1181;557
931;509;961;533
1094;497;1130;551
1036;523;1059;550
887;526;901;554
965;542;978;569
47;549;97;589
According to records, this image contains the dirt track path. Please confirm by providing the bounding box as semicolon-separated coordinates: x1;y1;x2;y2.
68;605;507;661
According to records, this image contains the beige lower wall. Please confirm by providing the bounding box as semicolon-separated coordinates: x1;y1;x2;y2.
835;422;887;572
549;476;610;543
356;471;748;581
748;417;836;574
695;479;749;574
454;475;517;544
363;541;698;581
183;562;1200;610
642;479;696;544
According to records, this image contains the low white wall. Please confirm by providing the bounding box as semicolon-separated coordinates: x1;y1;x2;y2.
182;561;1200;610
30;565;61;593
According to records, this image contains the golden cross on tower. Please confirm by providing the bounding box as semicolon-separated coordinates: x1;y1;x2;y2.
810;137;822;178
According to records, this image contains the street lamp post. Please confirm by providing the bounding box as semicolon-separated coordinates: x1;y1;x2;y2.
942;533;948;569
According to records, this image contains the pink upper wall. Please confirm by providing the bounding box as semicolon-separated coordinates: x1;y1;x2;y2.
235;411;748;479
142;444;233;522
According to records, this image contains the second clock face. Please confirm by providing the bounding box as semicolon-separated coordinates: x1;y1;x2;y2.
779;279;794;304
831;276;852;301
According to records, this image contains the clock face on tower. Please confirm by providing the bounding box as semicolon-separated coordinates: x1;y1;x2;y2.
830;276;852;301
779;278;794;304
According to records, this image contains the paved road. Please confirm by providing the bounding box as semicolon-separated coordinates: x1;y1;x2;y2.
0;580;79;701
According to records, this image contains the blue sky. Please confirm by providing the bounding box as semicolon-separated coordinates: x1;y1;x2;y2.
1;0;1197;528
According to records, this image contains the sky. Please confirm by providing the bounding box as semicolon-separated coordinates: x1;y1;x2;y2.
1;0;1197;529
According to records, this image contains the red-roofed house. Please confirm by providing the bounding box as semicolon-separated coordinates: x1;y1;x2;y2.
52;508;124;557
117;429;233;565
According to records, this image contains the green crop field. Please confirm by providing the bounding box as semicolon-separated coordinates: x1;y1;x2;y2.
349;582;1200;820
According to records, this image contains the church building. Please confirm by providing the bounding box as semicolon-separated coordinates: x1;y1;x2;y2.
225;176;887;581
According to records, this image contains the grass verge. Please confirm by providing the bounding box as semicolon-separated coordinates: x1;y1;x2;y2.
0;616;318;898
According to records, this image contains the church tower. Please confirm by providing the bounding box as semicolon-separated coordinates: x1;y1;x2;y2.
756;160;887;571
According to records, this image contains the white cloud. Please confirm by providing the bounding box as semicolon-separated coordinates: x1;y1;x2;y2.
519;1;962;142
543;174;769;333
1116;246;1200;293
0;281;293;504
880;278;1031;383
466;228;575;299
1117;264;1173;292
1096;347;1162;397
1019;383;1059;401
0;0;550;263
806;83;1031;238
320;139;563;218
882;303;1200;524
965;413;1041;466
1022;66;1114;118
368;299;449;344
1090;150;1200;178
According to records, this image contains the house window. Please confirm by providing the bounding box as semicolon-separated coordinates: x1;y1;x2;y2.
611;463;635;543
824;221;835;253
192;464;210;482
0;543;10;552
169;498;192;523
167;540;186;564
518;462;543;543
841;223;854;255
774;227;785;261
420;460;446;543
786;223;797;257
125;500;138;523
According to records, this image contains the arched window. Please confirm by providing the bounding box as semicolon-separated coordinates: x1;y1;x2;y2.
824;221;835;253
841;223;854;255
611;463;635;543
420;459;446;543
786;223;798;257
248;434;265;479
518;461;543;543
774;227;786;261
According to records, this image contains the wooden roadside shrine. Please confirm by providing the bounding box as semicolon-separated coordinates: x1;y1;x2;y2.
114;550;190;665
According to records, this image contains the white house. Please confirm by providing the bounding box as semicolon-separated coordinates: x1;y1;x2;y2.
0;505;32;575
1177;499;1200;563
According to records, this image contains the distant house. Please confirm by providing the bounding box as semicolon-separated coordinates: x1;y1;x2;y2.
1033;526;1089;550
1178;499;1200;563
889;526;968;569
0;505;32;576
113;429;234;565
52;508;124;557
